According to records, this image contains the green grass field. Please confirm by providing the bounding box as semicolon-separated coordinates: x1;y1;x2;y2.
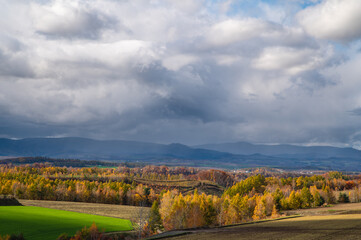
0;206;133;240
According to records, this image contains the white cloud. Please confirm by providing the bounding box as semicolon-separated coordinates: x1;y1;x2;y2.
31;0;115;39
298;0;361;42
213;54;242;66
164;0;204;14
46;40;156;67
252;46;330;74
206;19;272;47
162;54;198;71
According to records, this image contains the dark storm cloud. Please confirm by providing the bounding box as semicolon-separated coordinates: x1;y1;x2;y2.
0;35;34;78
0;50;34;78
350;108;361;116
290;70;338;95
1;0;361;147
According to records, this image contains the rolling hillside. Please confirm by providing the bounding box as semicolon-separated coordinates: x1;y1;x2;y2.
0;138;233;161
197;142;361;159
1;138;361;170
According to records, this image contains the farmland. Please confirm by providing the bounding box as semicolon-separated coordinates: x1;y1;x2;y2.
19;199;150;220
0;206;133;240
152;202;361;240
285;202;361;216
160;214;361;240
3;165;361;239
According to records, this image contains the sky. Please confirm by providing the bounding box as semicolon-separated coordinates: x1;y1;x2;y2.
1;0;361;147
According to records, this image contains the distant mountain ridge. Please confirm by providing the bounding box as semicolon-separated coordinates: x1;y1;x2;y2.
1;138;361;170
0;137;234;161
196;142;361;159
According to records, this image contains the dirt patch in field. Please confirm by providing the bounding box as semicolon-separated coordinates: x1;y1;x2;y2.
19;199;149;220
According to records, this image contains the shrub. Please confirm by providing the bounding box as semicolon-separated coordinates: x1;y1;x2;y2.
0;234;25;240
338;193;349;203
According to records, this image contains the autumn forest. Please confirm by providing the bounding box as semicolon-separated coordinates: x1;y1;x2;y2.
1;164;361;237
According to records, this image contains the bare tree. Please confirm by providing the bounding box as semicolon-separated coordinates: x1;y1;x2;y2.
132;200;149;239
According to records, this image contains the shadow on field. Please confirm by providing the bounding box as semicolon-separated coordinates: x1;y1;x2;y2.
153;215;361;240
0;195;22;206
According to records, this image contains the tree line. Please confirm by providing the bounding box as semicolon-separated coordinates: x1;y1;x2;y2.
2;165;361;236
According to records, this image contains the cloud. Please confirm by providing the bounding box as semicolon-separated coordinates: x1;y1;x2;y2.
0;0;361;147
162;54;198;71
206;19;273;47
298;0;361;42
252;46;331;74
0;34;34;78
350;108;361;116
31;0;116;39
164;0;204;14
258;2;287;24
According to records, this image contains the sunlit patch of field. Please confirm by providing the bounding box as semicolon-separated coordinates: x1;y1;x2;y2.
0;206;133;240
285;202;361;216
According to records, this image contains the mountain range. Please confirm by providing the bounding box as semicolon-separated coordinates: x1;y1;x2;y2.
1;137;361;171
196;142;361;159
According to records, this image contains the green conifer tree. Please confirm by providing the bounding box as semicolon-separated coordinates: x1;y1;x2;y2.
149;200;163;232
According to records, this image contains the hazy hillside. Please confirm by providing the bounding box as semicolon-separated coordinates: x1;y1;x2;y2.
0;138;234;161
1;138;361;170
196;142;361;159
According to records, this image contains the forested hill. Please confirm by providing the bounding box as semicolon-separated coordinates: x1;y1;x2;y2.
0;137;234;161
197;142;361;159
0;157;119;168
1;138;361;171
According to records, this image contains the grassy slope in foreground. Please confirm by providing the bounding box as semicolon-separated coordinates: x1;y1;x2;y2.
0;206;133;240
